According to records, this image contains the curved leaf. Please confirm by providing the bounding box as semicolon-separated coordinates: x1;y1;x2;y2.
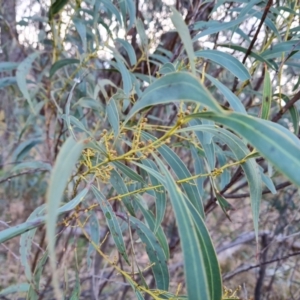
218;44;277;70
16;52;40;113
205;73;247;114
180;124;262;239
195;50;250;81
126;72;223;123
261;66;272;120
128;215;169;291
152;154;219;300
115;38;137;66
171;7;195;74
142;132;204;218
107;97;120;137
92;185;130;265
189;111;300;187
46;137;86;298
49;58;80;78
0;188;88;244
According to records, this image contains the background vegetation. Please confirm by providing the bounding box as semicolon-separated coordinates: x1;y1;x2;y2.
1;0;300;299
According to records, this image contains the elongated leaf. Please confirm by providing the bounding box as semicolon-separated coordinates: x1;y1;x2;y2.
178;124;262;240
159;63;176;74
49;58;80;78
11;161;51;173
73;18;87;52
215;145;231;189
110;169;135;215
111;58;132;96
0;283;30;296
259;168;277;194
183;193;222;300
136;198;169;260
126;72;223;123
115;38;137;66
274;93;299;135
92;185;130;264
205;73;246;114
136;18;148;52
218;44;276;70
27;250;49;299
0;62;19;72
195;50;250;81
107;97;120;137
171;8;195;75
141;159;166;233
70;272;80;300
0;188;88;244
16;52;40;113
188;111;300;187
112;161;144;183
49;0;69;18
12;138;43;162
86;210;100;268
128;215;169;290
0;76;17;88
190;146;206;198
261;40;300;59
126;0;136;30
142;132;204;218
100;0;123;25
215;192;235;220
20;205;45;281
192;16;246;40
261;66;272;120
151;154;213;299
46;137;86;298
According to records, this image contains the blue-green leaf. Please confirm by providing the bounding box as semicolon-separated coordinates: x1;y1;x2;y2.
46;137;86;297
159;63;176;74
136;198;169;260
261;66;272;120
27;250;49;299
112;161;145;183
136;18;148;52
116;38;137;66
92;185;130;264
152;154;217;299
142;132;204;218
141;159;166;233
218;44;277;70
195;50;250;81
171;7;195;75
16;52;40;113
178;124;262;240
0;188;88;244
126;72;223;124
86;210;100;268
261;40;300;59
0;283;30;296
49;58;80;78
274;93;299;135
73;18;87;52
128;215;169;290
0;62;19;72
205;73;247;114
190;111;300;187
20;205;45;281
107;97;120;137
0;77;17;88
110;169;135;215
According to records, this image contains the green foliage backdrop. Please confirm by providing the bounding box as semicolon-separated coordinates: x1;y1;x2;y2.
1;0;300;299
